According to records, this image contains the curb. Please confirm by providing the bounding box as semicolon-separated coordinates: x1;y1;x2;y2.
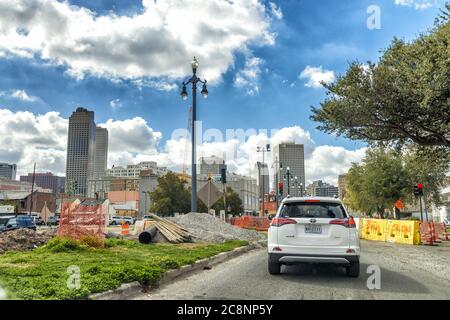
89;239;266;300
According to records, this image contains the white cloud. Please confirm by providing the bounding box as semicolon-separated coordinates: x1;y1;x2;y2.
0;89;39;102
394;0;434;10
0;108;366;188
299;66;335;88
305;146;367;185
109;99;122;110
99;118;162;154
269;2;283;20
0;0;278;84
234;56;264;95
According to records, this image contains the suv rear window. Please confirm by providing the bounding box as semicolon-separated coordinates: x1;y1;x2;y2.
280;202;347;219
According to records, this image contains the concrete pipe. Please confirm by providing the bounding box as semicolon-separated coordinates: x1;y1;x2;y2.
138;226;158;244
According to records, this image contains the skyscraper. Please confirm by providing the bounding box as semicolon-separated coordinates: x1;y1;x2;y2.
0;163;16;180
65;107;96;196
256;161;270;196
273;143;305;198
93;127;108;179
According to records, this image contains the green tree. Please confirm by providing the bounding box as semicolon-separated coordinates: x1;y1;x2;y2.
403;145;450;206
212;187;243;216
344;148;411;218
311;8;450;149
149;172;191;216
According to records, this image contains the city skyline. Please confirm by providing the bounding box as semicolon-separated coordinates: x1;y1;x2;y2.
0;0;444;185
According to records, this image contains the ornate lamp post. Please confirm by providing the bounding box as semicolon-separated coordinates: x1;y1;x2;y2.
257;144;271;216
181;57;208;212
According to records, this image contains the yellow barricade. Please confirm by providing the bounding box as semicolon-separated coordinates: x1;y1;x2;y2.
385;220;421;245
360;219;387;242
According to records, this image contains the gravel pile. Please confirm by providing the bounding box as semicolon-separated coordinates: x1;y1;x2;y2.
169;213;265;243
0;228;56;254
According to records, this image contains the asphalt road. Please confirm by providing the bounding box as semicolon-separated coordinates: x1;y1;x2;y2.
134;240;450;300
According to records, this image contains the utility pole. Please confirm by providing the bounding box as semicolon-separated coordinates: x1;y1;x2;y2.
221;162;227;215
29;162;36;215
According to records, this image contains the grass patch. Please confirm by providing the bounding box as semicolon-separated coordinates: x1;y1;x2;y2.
0;238;248;300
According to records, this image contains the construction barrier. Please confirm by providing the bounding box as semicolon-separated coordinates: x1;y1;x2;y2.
57;201;108;244
420;222;436;245
230;216;270;231
385;220;421;245
360;218;421;245
121;223;130;236
435;222;449;241
360;219;388;242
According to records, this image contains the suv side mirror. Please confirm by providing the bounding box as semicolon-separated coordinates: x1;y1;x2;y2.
268;214;275;221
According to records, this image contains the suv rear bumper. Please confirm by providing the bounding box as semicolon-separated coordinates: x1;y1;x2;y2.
269;253;359;265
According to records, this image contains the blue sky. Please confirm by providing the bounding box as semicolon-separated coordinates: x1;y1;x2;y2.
0;0;445;182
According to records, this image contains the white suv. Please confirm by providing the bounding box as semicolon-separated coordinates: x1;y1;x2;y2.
267;197;360;277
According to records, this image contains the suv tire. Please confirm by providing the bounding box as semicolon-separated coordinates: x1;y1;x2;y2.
346;262;360;277
268;261;281;275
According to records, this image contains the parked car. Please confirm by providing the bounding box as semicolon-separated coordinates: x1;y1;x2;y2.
142;215;154;221
30;214;45;226
267;196;360;277
444;217;450;227
46;216;60;226
109;216;135;225
0;215;37;232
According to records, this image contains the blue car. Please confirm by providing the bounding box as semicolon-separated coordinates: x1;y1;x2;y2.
0;215;36;233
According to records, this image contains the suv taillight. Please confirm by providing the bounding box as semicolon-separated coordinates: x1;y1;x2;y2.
329;217;356;228
271;218;297;227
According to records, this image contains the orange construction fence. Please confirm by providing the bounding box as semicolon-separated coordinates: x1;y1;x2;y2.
229;216;270;231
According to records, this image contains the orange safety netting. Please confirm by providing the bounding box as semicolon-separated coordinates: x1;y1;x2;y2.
57;201;108;242
229;216;270;231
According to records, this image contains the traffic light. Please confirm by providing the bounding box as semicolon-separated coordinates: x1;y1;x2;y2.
278;182;283;194
414;183;423;196
220;166;227;184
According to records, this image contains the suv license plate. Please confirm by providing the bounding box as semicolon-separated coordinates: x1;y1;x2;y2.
305;225;322;234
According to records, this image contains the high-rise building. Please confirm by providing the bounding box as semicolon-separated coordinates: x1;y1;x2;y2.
338;174;347;200
0;163;17;180
65;107;96;196
307;180;339;198
93;127;108;179
273;143;305;198
256;162;270;197
105;161;163;178
198;156;224;176
20;172;65;194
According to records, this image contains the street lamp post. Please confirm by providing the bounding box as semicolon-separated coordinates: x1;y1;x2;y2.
257;144;270;216
285;166;291;195
294;176;299;196
181;57;208;213
272;157;281;209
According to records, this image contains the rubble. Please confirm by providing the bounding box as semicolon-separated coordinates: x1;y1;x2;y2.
0;228;56;254
169;213;266;243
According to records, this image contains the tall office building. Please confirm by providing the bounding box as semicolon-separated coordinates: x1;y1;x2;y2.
256;162;270;197
65;107;96;196
199;156;224;176
0;163;16;180
273;143;305;198
20;172;65;194
93;127;109;179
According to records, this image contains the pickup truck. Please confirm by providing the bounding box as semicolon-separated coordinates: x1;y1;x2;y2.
0;215;37;233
